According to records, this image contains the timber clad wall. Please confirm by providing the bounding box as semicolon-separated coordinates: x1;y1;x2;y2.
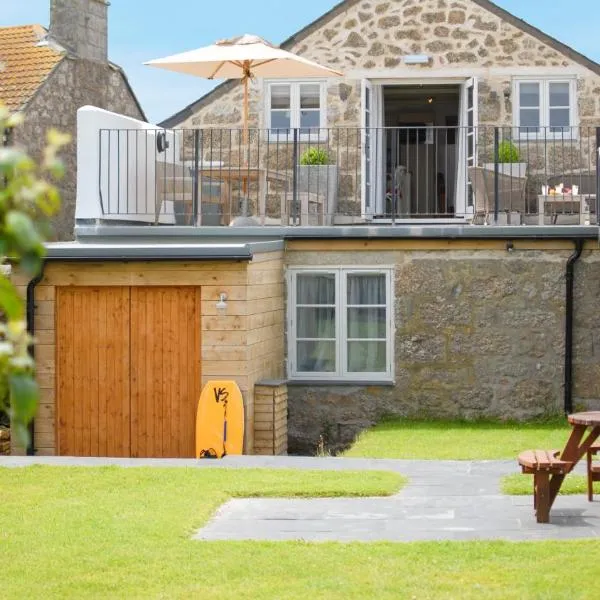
254;381;288;455
12;251;284;457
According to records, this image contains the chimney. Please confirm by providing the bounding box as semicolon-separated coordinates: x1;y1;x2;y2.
49;0;109;62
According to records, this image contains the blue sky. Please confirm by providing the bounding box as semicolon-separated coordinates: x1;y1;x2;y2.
2;0;600;123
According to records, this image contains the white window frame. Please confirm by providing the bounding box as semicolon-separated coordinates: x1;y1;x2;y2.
287;267;394;382
265;80;328;142
512;77;577;139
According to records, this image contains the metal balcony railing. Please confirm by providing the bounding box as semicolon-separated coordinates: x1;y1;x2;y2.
96;125;600;226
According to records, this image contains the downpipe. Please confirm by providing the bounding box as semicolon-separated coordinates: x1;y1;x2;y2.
564;239;584;415
25;263;46;455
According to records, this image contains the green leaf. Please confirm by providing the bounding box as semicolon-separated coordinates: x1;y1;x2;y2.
9;373;39;425
19;252;44;278
5;211;42;252
0;276;24;319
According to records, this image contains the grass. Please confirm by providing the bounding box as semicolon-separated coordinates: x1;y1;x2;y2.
342;418;572;460
2;466;600;599
502;473;600;496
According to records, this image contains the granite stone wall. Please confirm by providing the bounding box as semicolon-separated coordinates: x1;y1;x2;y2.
178;0;600;131
14;59;144;240
285;243;600;454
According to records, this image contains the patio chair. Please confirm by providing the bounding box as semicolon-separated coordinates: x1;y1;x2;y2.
469;166;527;224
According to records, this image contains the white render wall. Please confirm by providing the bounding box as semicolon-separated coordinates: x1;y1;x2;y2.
76;106;178;224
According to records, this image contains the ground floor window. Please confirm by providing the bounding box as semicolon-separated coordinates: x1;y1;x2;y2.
287;267;393;381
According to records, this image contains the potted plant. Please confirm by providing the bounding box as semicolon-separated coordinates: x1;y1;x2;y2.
484;140;527;178
297;147;338;225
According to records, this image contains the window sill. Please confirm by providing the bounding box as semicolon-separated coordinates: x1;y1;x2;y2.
287;379;395;387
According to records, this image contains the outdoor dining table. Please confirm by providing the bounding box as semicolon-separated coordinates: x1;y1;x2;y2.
548;411;600;507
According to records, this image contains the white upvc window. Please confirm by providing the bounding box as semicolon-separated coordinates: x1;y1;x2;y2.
266;81;327;141
287;267;394;381
513;78;577;138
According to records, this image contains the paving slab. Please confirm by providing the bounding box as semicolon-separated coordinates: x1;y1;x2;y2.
3;455;598;542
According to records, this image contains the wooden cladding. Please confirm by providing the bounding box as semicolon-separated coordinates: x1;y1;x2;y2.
56;287;131;457
56;286;201;458
130;287;201;458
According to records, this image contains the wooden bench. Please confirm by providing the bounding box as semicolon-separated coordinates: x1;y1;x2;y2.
587;444;600;502
518;449;573;523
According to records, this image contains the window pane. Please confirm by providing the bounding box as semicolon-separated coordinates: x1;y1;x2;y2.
549;82;570;107
297;273;335;304
520;108;540;128
297;307;335;338
347;274;386;305
347;341;386;373
297;340;336;372
519;82;540;107
347;307;386;339
550;108;570;129
300;84;320;109
300;110;320;131
271;110;290;130
271;85;290;109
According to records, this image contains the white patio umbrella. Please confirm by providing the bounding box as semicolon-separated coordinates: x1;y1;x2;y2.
145;34;343;142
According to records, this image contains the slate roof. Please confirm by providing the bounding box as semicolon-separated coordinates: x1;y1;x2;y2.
0;24;64;113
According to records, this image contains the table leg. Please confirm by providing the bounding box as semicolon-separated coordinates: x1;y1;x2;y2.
538;197;545;226
535;472;551;523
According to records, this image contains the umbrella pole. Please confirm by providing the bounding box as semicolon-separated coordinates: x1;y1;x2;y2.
242;74;249;200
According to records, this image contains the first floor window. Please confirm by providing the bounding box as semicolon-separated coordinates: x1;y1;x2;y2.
267;81;326;139
288;268;393;380
514;78;576;137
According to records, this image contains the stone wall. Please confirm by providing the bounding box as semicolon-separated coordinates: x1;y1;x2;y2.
178;0;600;132
285;240;600;454
14;59;144;240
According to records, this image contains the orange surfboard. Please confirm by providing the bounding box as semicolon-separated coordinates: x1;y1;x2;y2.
196;380;244;458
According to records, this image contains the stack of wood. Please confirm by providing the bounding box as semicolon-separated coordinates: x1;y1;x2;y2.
0;427;10;455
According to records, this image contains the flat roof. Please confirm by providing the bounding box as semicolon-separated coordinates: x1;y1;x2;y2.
73;224;600;243
44;240;284;261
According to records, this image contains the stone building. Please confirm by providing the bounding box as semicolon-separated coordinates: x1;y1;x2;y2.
163;0;600;224
0;0;145;240
12;0;600;458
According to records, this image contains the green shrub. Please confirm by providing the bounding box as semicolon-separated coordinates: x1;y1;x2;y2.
300;147;330;166
497;139;520;163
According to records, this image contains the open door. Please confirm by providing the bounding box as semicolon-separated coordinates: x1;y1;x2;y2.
361;80;384;217
455;77;478;218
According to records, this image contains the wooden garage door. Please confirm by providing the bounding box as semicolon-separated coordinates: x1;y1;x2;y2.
56;286;201;458
130;287;201;458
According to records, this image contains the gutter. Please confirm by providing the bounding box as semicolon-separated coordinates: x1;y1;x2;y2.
564;239;584;415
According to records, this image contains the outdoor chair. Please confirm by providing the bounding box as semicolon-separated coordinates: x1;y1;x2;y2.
469;166;527;224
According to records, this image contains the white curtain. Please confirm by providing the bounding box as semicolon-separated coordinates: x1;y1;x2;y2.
296;273;336;372
346;274;386;373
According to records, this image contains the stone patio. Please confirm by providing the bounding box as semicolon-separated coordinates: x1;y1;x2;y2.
3;455;598;541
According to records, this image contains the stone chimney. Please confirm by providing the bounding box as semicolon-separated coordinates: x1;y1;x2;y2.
49;0;109;62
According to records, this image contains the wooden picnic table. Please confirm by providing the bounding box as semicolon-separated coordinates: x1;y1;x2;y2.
548;412;600;505
518;411;600;522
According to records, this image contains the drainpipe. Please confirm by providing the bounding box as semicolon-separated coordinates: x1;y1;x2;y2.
25;263;46;455
564;239;584;415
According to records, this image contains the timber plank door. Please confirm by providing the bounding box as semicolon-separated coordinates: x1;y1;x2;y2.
56;287;131;457
130;287;201;458
55;286;201;458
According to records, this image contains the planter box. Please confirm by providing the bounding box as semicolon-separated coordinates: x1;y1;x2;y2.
484;162;527;179
297;165;338;225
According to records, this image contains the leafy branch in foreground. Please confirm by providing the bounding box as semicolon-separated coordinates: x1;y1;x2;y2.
0;102;69;447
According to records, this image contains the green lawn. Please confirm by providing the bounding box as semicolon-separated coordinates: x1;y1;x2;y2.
2;466;600;599
503;473;600;496
343;418;572;460
0;467;600;600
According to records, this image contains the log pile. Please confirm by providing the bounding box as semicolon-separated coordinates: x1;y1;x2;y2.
0;427;10;455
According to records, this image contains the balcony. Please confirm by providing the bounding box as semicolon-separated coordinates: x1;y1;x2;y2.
77;107;600;229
